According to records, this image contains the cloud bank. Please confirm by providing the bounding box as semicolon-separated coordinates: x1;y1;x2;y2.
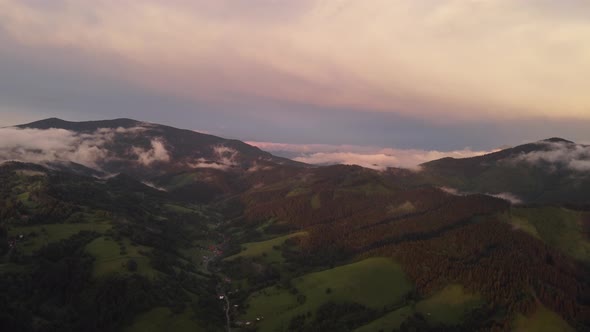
248;141;492;170
132;139;170;166
188;145;239;170
440;187;523;205
0;0;589;123
0;126;170;169
513;141;590;172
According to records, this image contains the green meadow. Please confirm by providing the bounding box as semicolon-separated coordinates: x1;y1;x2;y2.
242;257;413;332
355;284;483;332
414;284;483;325
507;207;590;262
225;232;307;264
8;222;112;254
513;304;574;332
85;236;158;279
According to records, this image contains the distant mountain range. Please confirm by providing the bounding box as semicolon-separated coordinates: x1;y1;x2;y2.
9;118;590;206
1;118;589;331
18;117;303;173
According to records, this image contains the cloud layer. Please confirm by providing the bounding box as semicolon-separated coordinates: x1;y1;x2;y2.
439;187;523;205
248;141;493;170
133;139;170;166
188;145;240;170
513;141;590;172
0;126;170;169
1;0;589;123
0;127;110;167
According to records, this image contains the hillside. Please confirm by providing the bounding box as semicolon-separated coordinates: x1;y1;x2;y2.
1;120;589;331
17;117;304;175
414;138;590;205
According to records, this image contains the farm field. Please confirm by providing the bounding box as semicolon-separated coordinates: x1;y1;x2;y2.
414;284;483;325
355;284;483;331
241;257;413;332
8;222;112;254
507;207;590;262
225;232;306;263
85;236;158;278
513;304;574;332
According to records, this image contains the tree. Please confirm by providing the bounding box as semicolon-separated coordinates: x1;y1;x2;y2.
127;259;138;272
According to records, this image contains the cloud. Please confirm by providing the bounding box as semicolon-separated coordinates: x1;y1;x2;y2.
293;152;400;170
439;186;461;195
187;145;239;170
132;139;170;165
141;181;167;192
0;0;589;122
0;126;168;169
247;141;492;170
0;127;109;167
246;162;273;173
488;192;523;205
188;161;230;171
512;141;590;172
569;159;590;171
439;186;523;205
212;146;239;166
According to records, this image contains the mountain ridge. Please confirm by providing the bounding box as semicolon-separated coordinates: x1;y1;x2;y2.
1;118;589;331
16;118;583;171
12;117;307;174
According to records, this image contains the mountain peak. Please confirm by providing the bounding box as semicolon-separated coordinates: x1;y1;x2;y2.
18;118;143;131
541;137;574;144
19;117;68;127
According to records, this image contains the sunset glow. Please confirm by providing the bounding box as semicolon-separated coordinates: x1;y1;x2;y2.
1;0;589;149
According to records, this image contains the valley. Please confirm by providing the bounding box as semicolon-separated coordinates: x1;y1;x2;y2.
1;119;589;331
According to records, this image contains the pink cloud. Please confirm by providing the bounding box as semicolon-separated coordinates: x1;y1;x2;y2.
247;141;493;170
2;0;589;121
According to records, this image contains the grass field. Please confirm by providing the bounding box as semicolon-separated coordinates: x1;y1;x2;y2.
85;236;158;279
242;257;413;332
355;305;414;332
355;284;482;331
513;304;574;332
507;207;590;262
224;232;306;263
125;307;204;332
9;222;112;254
415;284;483;325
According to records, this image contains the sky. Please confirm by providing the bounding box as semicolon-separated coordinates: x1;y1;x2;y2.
0;0;589;167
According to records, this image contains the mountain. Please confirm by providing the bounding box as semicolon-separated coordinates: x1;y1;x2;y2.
14;117;307;203
18;117;304;175
415;138;590;205
1;120;589;332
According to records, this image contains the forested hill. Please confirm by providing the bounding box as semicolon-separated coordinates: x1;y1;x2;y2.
17;117;305;175
413;138;590;205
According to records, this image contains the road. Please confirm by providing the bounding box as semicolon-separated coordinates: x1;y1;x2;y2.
207;232;233;332
223;291;231;332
